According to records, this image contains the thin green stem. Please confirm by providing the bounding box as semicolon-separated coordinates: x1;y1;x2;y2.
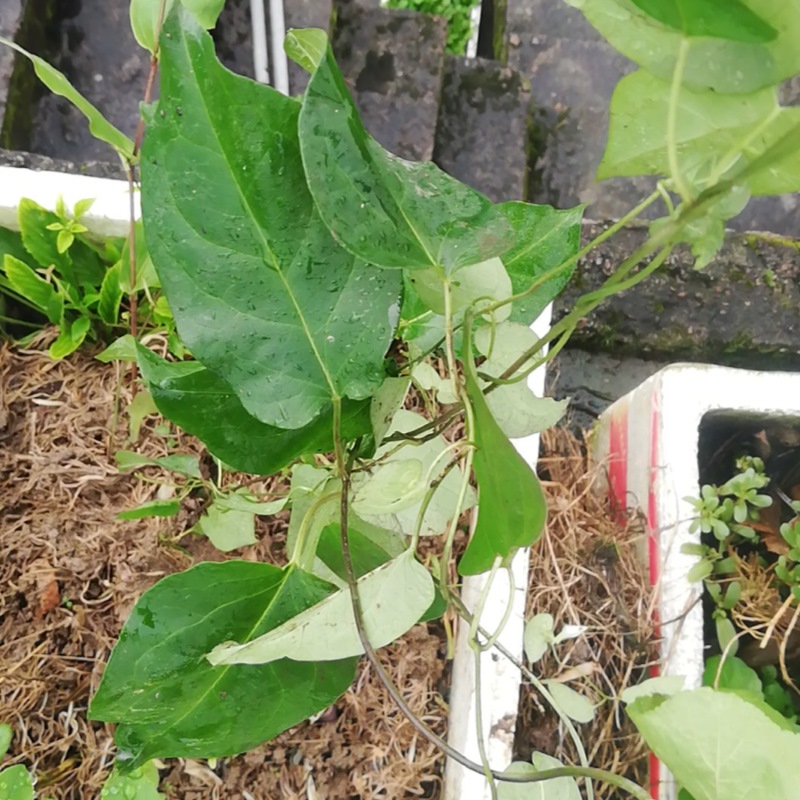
481;566;516;652
668;38;691;203
471;644;498;800
443;277;460;399
291;487;339;571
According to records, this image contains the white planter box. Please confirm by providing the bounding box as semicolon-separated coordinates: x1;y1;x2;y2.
593;363;800;800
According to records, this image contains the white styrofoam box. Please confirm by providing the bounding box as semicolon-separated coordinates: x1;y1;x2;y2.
0;165;135;236
592;363;800;800
444;307;552;800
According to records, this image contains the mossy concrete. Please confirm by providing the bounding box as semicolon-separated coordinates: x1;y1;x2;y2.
554;224;800;368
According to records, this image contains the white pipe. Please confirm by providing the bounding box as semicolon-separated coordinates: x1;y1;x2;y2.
250;0;270;84
269;0;289;95
466;2;482;59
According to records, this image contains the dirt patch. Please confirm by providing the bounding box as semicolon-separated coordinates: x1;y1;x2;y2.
514;426;659;797
0;336;448;798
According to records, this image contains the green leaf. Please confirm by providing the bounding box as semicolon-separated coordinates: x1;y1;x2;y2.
715;615;739;655
101;761;163;799
544;681;596;723
0;226;29;266
474;323;568;439
703;655;761;695
49;316;91;359
298;43;512;272
600;70;800;195
98;263;123;324
96;334;138;363
127;389;158;442
17;199;75;279
56;229;74;254
195;502;257;552
524;613;555;664
213;489;287;516
629;0;777;43
73;198;95;219
412;362;459;404
458;325;547;575
621;675;685;704
407;258;513;321
131;0;225;51
353;409;476;538
687;558;714;583
0;723;11;759
565;0;800;94
627;688;800;800
135;344;371;475
0;38;133;157
115;450;202;479
118;221;158;293
3;255;62;323
370;376;411;445
316;523;397;583
0;765;34;800
284;28;327;73
498;753;581;800
207;549;434;665
89;562;357;768
142;9;400;430
181;0;226;28
496;203;583;325
117;499;181;520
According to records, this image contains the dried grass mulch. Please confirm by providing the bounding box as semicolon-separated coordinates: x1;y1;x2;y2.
0;337;447;799
514;426;660;797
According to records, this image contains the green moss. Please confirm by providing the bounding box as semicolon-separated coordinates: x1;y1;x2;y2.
743;232;800;252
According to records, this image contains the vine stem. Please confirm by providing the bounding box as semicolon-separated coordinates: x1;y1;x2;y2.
667;38;691;203
329;397;651;798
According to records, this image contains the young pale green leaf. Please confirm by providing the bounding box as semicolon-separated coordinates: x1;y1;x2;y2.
629;0;776;43
370;376;411;445
98;262;123;324
195;503;257;552
3;255;62;323
600;70;800;195
127;389;159;442
207;549;434;665
115;450;202;479
213;489;287;516
412;362;459;405
0;723;11;759
524;613;555;664
49;316;91;359
496;202;583;325
143;9;401;430
627;688;800;800
565;0;800;94
352;459;425;515
715;615;739;655
298;42;512;272
96;334;138;363
286;463;337;562
100;761;163;800
621;675;685;704
474;323;569;439
0;38;133;158
117;499;181;520
135;344;371;476
181;0;226;27
284;28;327;73
544;681;596;724
354;410;476;538
702;655;762;694
407;258;513;322
0;765;34;800
458;329;547;575
90;562;357;768
498;753;581;800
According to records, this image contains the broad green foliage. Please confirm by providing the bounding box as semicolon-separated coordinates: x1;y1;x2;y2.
600;70;800;194
0;765;34;800
0;38;133;158
499;753;581;800
297;42;512;272
208;548;434;665
565;0;800;94
101;762;163;799
458;326;547;575
142;11;401;430
131;0;226;52
135;344;371;475
627;688;800;800
89;561;358;768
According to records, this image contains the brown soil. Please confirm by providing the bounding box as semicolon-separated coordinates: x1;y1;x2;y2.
0;337;448;799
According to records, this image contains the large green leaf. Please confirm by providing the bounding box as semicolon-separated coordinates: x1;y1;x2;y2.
298;43;512;272
458;324;547;575
142;9;401;430
565;0;800;94
600;70;800;195
135;344;371;475
627;688;800;800
0;765;33;800
89;561;357;768
207;549;434;665
0;38;133;158
496;203;583;325
629;0;777;43
0;227;28;266
3;255;62;323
